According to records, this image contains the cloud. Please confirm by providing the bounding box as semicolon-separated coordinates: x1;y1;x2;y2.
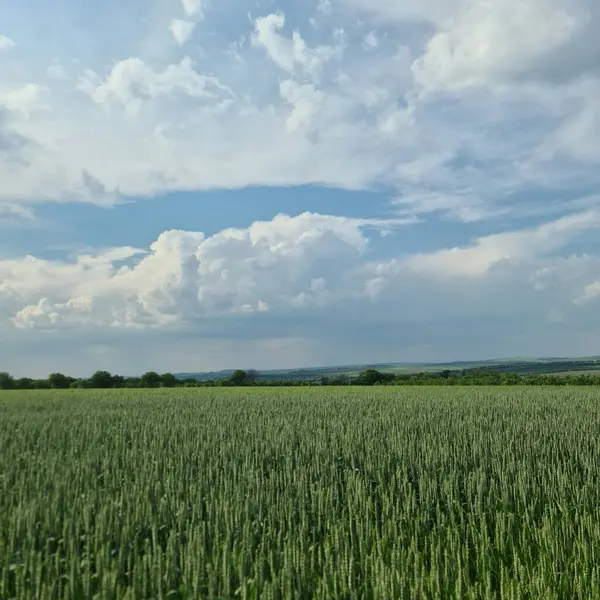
279;79;324;133
405;210;600;278
338;0;462;26
535;79;600;166
412;0;600;91
46;61;70;81
0;35;15;50
0;202;36;228
252;13;342;79
3;213;383;330
363;31;379;50
317;0;332;16
170;19;196;46
578;281;600;303
3;0;600;372
79;57;232;114
2;210;598;335
182;0;204;18
0;84;47;117
78;171;121;205
1;0;600;228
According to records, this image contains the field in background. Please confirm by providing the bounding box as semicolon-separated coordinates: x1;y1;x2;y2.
177;356;600;382
2;387;600;598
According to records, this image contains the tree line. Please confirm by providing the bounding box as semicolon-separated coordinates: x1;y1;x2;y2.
2;367;600;390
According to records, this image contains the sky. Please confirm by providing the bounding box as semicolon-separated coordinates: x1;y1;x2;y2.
2;0;600;376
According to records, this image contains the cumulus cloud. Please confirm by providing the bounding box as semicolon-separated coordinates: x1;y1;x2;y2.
279;79;324;133
413;1;576;90
3;210;599;336
410;0;600;91
170;19;196;46
79;57;231;114
1;0;600;227
3;213;381;330
3;0;600;370
252;13;342;80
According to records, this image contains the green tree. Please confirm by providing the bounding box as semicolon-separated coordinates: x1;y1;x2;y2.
0;372;15;390
32;379;51;389
124;377;141;388
16;378;34;390
89;371;114;389
111;375;126;388
161;373;178;388
356;369;394;386
245;370;259;385
228;370;248;386
141;371;162;388
48;373;71;389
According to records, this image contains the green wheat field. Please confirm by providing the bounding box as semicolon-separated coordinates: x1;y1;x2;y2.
1;387;600;599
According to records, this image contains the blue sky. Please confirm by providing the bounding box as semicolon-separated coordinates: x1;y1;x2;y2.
2;0;600;376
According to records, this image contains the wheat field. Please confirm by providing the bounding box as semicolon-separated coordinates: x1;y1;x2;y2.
1;387;600;599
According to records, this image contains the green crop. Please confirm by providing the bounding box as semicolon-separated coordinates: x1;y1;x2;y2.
1;387;599;599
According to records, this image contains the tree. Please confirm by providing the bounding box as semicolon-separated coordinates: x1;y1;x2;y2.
124;377;141;388
356;369;394;386
71;379;92;389
161;373;178;388
111;375;126;388
141;371;161;388
245;370;259;385
0;372;15;390
228;370;248;386
32;379;51;389
48;373;71;389
16;378;34;390
89;371;114;389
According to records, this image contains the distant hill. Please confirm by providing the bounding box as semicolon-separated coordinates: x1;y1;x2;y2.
175;356;600;382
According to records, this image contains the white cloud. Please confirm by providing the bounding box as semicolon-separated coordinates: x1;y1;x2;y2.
3;213;383;330
4;0;600;371
1;0;600;227
405;210;600;278
79;57;231;114
170;19;196;46
279;79;324;133
412;0;600;91
0;84;47;117
182;0;204;18
4;208;600;378
535;79;600;166
0;35;15;50
3;210;599;337
252;13;342;79
576;278;600;304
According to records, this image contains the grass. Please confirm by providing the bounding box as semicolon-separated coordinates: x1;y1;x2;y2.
1;387;600;599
